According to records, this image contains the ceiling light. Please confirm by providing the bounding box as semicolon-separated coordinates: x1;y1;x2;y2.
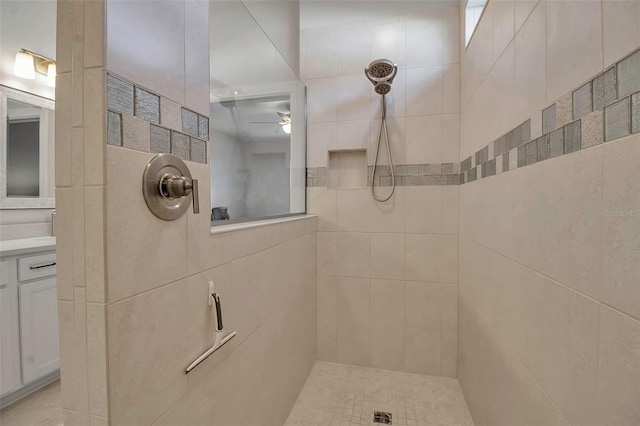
282;123;291;134
14;51;35;79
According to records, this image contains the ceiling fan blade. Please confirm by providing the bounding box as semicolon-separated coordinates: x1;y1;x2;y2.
276;111;290;120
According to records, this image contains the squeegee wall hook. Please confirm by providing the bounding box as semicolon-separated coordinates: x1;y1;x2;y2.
186;292;238;373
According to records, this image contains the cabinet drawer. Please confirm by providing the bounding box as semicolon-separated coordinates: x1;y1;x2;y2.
17;253;57;282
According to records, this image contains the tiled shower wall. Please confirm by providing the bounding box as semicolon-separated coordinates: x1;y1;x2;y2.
56;1;316;425
304;7;462;377
458;1;640;425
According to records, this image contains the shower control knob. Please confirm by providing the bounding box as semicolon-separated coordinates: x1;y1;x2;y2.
142;154;200;220
160;175;192;198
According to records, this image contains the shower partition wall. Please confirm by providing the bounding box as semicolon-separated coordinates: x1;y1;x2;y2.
209;1;306;224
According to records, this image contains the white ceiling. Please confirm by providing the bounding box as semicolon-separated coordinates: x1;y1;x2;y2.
300;0;456;30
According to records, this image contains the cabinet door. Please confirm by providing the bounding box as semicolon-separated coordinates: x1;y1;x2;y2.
19;277;59;384
1;276;20;396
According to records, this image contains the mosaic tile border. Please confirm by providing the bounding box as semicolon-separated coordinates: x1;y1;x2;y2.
306;164;463;187
106;73;209;164
461;47;640;184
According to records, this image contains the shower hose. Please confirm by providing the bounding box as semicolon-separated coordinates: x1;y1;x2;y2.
370;95;396;202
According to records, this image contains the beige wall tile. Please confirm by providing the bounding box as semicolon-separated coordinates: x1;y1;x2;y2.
440;331;458;378
55;187;74;301
317;275;337;320
545;0;603;103
307;188;337;231
84;186;105;303
318;319;338;361
337;189;369;232
541;283;599;426
338;321;370;366
83;68;105;186
83;0;105;68
107;281;188;425
106;0;186;104
370;233;404;280
337;232;370;277
405;186;443;234
405;234;443;282
105;147;187;302
370;279;404;327
405;281;442;330
337;277;370;323
442;186;460;234
602;0;640;67
601;135;640;319
405;115;443;164
597;305;640;425
370;326;404;371
405;328;440;375
514;1;546;123
55;73;73;188
317;231;338;276
86;303;108;417
492;0;514;63
369;187;406;233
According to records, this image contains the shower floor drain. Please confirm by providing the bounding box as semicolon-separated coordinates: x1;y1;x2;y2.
373;411;392;424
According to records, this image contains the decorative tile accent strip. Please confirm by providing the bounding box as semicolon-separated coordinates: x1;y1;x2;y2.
536;134;550;162
182;108;198;137
593;67;616;111
461;156;472;172
105;72;209;164
198;115;209;140
306;167;327;187
617;50;640;98
549;127;564;158
573;82;592;120
150;124;170;153
581;110;604;148
106;74;134;115
531;110;542;139
631;92;640;135
556;93;573;129
171;131;191;160
502;152;509;172
605;97;630;142
134;87;160;124
456;47;640;184
542;104;556;135
191;138;207;164
564;120;581;153
122;115;151;152
107;111;122;146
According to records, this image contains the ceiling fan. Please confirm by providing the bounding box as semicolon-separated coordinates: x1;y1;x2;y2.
249;111;291;134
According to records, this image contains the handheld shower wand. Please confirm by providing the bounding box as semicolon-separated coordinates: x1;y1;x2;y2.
365;59;398;202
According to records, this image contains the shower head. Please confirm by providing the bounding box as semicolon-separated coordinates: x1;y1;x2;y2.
364;59;398;95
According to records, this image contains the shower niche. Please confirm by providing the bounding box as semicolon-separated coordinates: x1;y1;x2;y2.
328;149;367;189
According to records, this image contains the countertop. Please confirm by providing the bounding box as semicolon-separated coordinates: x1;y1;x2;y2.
0;236;56;257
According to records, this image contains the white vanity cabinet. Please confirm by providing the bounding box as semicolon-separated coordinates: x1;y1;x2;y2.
0;238;59;408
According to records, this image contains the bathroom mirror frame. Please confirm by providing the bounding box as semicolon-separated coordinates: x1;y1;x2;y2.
0;85;55;209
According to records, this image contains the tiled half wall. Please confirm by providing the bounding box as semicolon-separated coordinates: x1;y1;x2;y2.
106;73;209;163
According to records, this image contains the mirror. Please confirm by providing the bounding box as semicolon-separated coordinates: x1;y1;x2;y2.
0;86;55;208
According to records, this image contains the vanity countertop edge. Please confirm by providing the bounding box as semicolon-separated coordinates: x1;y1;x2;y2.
0;237;56;257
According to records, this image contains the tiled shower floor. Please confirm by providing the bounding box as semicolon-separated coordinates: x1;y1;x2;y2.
285;362;474;426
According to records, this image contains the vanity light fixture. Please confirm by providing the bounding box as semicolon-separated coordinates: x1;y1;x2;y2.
14;51;35;79
14;49;56;86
